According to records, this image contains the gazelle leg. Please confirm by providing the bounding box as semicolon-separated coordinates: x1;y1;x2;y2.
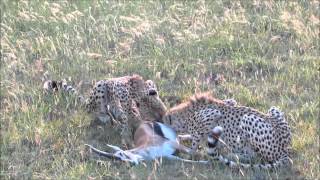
166;155;208;164
172;141;205;160
172;142;192;154
85;144;120;159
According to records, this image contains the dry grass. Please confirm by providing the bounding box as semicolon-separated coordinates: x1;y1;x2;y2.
1;0;319;179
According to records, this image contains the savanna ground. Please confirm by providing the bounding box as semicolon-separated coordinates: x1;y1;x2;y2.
1;0;319;179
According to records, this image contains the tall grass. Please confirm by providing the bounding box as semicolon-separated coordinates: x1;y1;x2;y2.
1;0;319;179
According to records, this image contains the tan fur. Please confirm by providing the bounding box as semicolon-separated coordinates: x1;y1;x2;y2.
163;92;292;169
43;75;167;147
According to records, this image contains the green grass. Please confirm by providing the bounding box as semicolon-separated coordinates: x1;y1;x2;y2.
1;0;319;179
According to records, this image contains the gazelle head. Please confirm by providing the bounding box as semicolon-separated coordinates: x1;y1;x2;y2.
112;149;144;165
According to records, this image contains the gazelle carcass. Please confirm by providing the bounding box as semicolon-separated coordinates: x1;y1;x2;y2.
85;121;209;165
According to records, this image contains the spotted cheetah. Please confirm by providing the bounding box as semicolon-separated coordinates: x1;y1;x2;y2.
43;75;167;146
162;92;292;169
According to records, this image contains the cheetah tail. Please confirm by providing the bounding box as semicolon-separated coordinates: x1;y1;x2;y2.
43;79;85;103
209;153;293;170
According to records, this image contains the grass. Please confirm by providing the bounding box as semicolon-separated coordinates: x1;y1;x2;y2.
1;0;319;179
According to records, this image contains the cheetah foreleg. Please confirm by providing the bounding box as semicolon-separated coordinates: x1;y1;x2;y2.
178;134;193;141
107;99;132;147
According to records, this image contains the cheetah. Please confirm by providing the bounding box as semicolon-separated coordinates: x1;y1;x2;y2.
43;75;167;146
162;92;292;169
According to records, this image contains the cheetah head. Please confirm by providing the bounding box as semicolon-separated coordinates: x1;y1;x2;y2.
268;106;284;120
129;75;167;121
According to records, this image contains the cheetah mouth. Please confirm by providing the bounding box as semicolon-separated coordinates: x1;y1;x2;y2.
154;114;164;123
150;107;166;122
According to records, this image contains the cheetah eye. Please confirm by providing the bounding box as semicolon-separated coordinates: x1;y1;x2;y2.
148;89;157;96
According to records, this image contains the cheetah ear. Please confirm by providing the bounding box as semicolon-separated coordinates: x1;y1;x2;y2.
145;80;157;88
148;89;158;96
129;75;145;91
